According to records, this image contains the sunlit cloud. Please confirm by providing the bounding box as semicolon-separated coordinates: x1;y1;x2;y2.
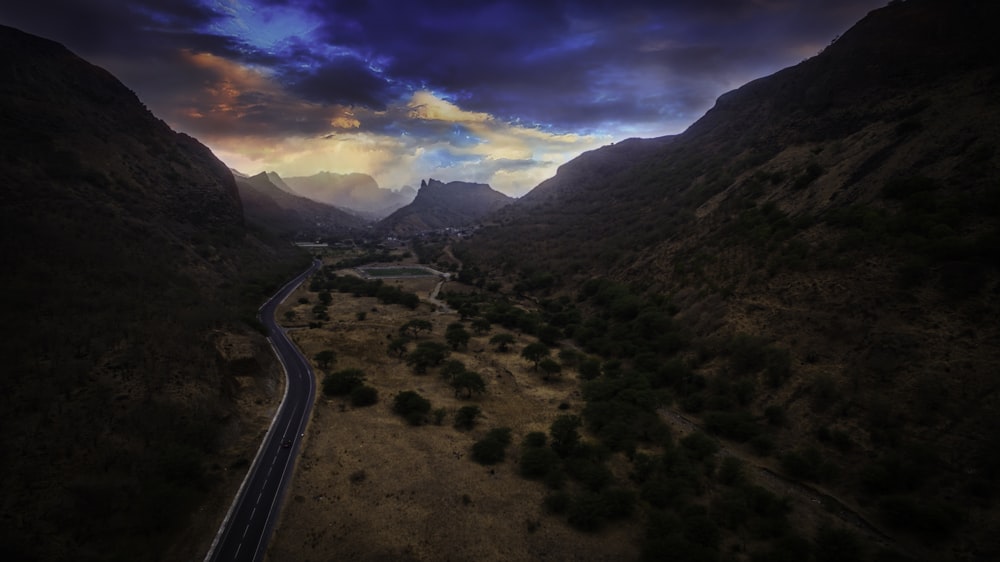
0;0;888;199
210;89;609;196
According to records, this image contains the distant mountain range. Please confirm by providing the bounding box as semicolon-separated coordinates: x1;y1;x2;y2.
276;170;416;218
376;178;513;234
234;171;366;237
0;24;309;561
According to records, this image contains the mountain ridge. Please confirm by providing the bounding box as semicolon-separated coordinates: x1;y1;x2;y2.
280;170;415;218
377;178;513;234
459;1;1000;557
236;171;366;238
0;24;309;561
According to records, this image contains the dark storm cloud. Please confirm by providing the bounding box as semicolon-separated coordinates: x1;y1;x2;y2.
0;0;887;139
282;56;397;110
267;0;886;132
0;0;226;56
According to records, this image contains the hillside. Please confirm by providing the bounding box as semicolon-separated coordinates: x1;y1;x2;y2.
0;25;309;561
378;178;513;235
236;171;366;238
460;0;1000;558
282;171;415;218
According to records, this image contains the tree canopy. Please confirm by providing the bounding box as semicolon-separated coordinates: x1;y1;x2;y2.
490;332;516;352
521;342;551;370
451;370;486;398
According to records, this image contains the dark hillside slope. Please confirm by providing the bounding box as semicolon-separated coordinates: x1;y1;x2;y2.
462;0;1000;557
0;25;308;561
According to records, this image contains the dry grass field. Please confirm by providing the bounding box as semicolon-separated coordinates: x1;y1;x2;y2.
265;272;640;561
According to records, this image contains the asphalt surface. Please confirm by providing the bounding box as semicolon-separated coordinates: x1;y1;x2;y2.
205;259;322;562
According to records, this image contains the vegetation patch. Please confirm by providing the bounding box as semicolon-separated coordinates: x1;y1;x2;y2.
359;266;440;278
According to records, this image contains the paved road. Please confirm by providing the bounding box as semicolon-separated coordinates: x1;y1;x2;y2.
205;259;322;562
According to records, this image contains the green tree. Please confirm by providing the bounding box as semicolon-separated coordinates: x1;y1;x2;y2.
311;303;328;320
490;332;516;352
681;431;719;461
814;527;865;562
399;292;420;309
578;358;601;381
399;319;433;338
387;336;409;358
445;323;471;350
314;350;337;370
451;371;486;398
471;317;491;335
472;427;513;465
454;405;481;429
521;342;550;370
350;385;378;407
439;359;466;381
393;390;431;425
520;445;561;479
539;358;562;381
537;324;563;346
550;415;582;457
405;341;450;374
558;348;580;366
323;368;365;396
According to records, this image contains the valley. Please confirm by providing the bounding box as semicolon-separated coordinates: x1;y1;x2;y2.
2;1;998;561
261;243;929;561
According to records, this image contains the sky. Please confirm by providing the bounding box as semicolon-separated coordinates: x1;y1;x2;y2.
0;0;887;196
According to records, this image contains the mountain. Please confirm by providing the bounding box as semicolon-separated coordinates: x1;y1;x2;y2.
236;171;366;238
377;178;513;234
281;171;415;218
0;25;309;561
461;0;1000;557
265;170;296;193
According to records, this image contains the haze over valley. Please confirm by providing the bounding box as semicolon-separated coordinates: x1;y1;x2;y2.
2;1;998;561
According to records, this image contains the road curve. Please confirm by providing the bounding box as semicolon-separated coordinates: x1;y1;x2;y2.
205;259;322;562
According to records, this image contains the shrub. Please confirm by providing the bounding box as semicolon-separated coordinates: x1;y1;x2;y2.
550;415;582;457
454;405;481;429
781;447;836;482
322;368;365;396
566;458;613;491
523;431;547;448
878;495;963;540
578;358;601;380
814;527;865;562
439;359;466;381
704;411;761;442
349;385;378;407
717;457;746;486
566;493;606;532
728;333;770;374
520;446;561;479
544;491;570;514
432;408;447;425
750;434;775;456
313;349;337;369
472;427;512;465
392;390;431;425
680;432;719;461
765;405;787;426
451;370;486;398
